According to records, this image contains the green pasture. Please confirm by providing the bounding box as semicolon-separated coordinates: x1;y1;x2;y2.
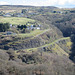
0;17;35;25
17;29;46;38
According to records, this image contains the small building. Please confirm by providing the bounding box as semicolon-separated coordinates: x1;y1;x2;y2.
36;27;40;29
4;31;13;35
16;13;24;17
3;31;16;35
10;24;12;27
3;13;11;17
31;25;33;27
27;24;41;30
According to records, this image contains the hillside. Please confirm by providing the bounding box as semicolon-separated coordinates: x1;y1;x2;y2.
0;28;62;50
15;37;72;55
0;17;35;25
0;5;75;75
0;37;75;75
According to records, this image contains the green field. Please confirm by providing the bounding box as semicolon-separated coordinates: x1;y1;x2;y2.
0;17;35;25
16;29;48;39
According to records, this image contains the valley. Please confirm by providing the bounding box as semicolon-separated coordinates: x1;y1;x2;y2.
0;5;75;75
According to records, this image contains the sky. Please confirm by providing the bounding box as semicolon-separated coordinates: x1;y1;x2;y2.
0;0;75;8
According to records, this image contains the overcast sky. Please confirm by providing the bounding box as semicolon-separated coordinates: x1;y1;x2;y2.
0;0;75;8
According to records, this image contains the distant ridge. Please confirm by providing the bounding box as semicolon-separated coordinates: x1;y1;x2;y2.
0;5;57;8
0;5;35;7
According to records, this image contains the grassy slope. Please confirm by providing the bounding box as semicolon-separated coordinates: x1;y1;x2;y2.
17;29;47;38
0;17;35;25
17;37;72;56
6;28;61;48
6;29;50;48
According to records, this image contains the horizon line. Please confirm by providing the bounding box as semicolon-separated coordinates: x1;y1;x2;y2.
0;5;75;8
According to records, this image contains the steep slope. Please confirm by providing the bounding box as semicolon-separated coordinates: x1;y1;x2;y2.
17;37;72;57
1;28;62;50
0;5;75;75
0;37;74;75
0;49;75;75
